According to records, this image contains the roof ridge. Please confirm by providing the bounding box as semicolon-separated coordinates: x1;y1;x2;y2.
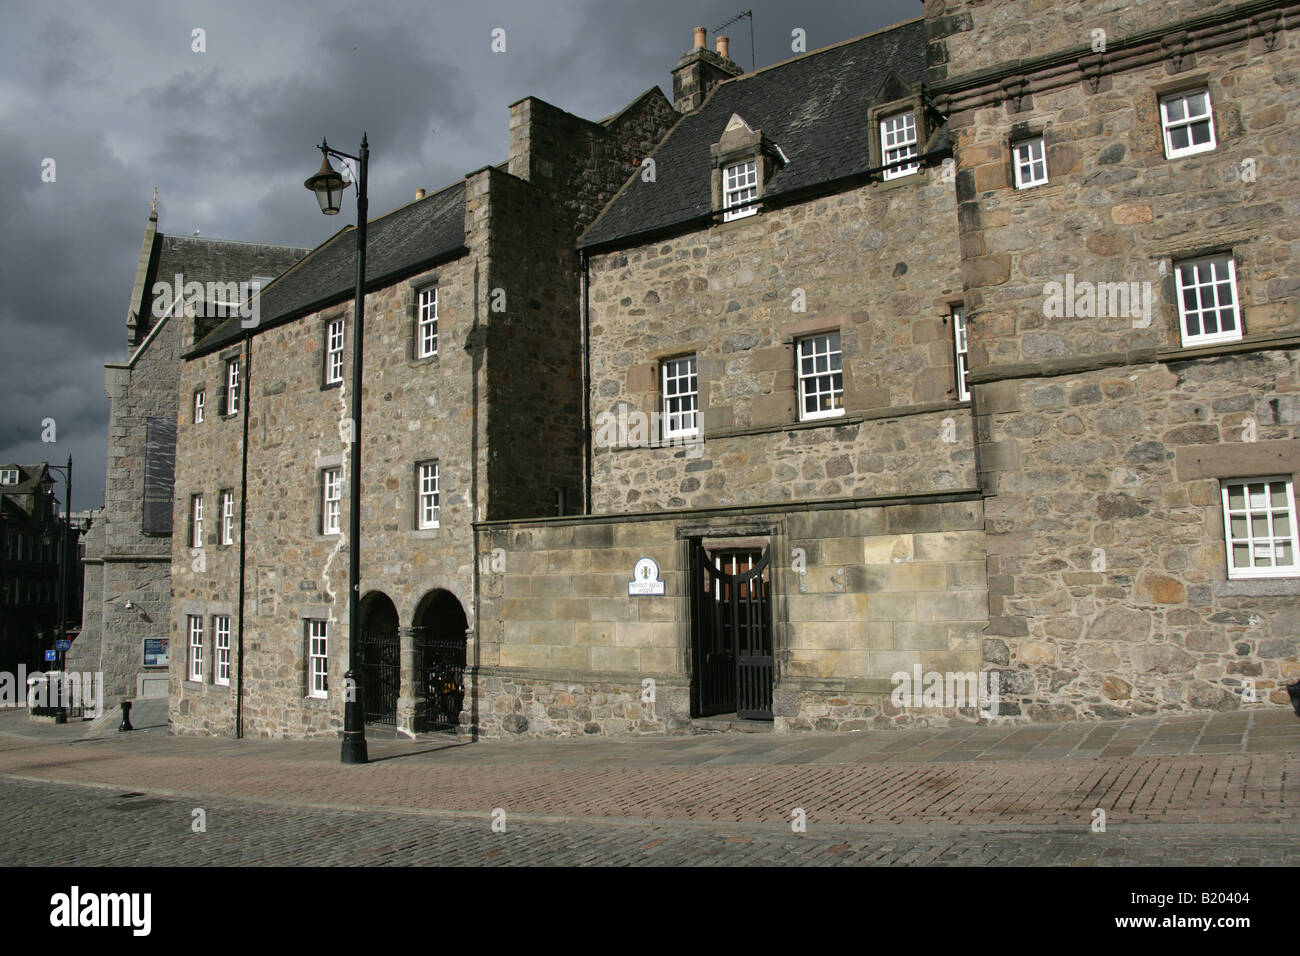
720;15;924;87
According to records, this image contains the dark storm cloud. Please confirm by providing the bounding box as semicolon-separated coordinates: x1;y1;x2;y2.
0;0;923;510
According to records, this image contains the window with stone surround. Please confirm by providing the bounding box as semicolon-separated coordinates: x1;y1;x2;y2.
187;615;204;682
225;358;241;415
1222;477;1299;579
214;615;231;686
1161;89;1216;159
219;490;235;546
1012;137;1048;189
307;620;328;698
190;494;204;549
797;333;845;421
417;461;439;530
662;356;699;438
880;111;919;180
1175;254;1241;346
722;159;758;221
325;317;345;385
952;305;970;402
322;468;342;536
193;390;204;424
417;287;438;358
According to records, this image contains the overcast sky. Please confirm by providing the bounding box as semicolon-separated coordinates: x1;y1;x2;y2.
0;0;920;511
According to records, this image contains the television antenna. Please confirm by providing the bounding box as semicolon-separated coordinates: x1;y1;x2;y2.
712;10;756;72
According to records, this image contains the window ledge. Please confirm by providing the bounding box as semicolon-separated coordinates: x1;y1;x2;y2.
321;380;342;391
409;355;440;369
410;527;441;538
1213;578;1300;597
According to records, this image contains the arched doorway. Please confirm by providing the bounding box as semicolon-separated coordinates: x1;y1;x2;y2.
358;591;400;727
412;589;468;733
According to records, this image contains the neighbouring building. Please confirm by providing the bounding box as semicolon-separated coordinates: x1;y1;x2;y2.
163;0;1299;740
0;463;85;674
69;200;308;708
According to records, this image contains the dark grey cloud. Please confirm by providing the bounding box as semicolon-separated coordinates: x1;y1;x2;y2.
0;0;921;511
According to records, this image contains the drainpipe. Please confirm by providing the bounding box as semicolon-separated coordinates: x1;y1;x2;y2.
580;249;591;515
235;331;251;738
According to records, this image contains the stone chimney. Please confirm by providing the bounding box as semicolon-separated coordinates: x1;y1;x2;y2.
671;26;743;113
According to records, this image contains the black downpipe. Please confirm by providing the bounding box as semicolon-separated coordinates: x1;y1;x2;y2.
580;250;591;515
235;332;251;738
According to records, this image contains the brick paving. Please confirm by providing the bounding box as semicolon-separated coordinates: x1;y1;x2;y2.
2;776;1296;867
0;707;1296;829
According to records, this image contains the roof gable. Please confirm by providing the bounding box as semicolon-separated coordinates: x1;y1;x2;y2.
581;18;935;250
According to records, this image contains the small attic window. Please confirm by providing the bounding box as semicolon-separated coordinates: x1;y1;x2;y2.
880;111;919;180
0;468;18;485
723;160;758;221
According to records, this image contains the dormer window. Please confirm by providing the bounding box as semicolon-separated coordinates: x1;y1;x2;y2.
0;469;17;485
880;111;919;180
723;159;758;221
712;113;781;223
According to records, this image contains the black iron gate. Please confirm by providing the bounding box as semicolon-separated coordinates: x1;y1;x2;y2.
358;620;399;726
414;633;466;733
691;544;774;720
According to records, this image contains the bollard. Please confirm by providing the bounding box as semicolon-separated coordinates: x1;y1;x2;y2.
119;700;134;732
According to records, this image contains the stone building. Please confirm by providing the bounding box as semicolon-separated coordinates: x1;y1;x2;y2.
165;0;1299;740
168;90;676;736
69;202;307;706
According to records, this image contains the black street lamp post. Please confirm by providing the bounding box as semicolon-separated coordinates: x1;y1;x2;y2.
305;136;369;765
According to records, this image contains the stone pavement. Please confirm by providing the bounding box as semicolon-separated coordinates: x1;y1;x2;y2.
0;707;1297;830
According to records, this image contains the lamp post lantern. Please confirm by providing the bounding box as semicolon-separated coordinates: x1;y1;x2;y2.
306;135;369;765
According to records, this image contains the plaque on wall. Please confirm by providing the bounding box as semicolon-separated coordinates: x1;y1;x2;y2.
143;637;169;667
628;556;665;596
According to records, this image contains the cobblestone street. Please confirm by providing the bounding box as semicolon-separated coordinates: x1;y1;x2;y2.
1;708;1297;866
4;776;1297;867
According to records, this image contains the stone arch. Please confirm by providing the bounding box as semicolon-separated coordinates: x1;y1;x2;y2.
411;588;469;733
357;591;400;727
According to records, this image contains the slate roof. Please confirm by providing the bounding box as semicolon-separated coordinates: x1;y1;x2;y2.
580;18;937;251
188;180;467;358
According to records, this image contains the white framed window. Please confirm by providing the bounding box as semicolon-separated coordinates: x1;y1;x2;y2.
880;112;919;180
1161;89;1216;158
1222;477;1299;579
1012;137;1048;188
322;468;342;535
187;615;204;682
417;287;438;358
1175;254;1241;346
325;317;345;384
662;357;699;439
952;305;970;402
191;494;204;549
0;469;17;485
226;359;240;415
214;616;231;686
417;461;440;529
797;333;845;421
307;620;329;698
220;490;235;546
193;390;205;424
722;159;758;221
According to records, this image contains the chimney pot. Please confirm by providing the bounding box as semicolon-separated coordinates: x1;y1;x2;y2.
415;188;426;200
716;36;730;59
693;26;707;50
